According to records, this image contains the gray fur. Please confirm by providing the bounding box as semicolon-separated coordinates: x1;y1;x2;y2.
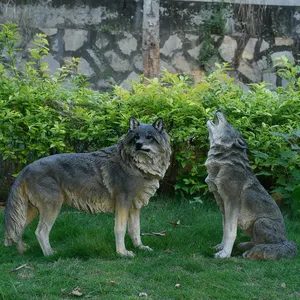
4;117;171;257
205;110;297;260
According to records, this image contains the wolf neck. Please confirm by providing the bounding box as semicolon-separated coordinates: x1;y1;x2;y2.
117;141;169;180
207;145;252;172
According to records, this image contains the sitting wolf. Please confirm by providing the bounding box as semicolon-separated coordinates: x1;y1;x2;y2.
205;110;297;260
5;117;171;257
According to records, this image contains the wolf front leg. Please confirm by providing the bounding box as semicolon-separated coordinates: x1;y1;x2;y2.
214;213;225;251
128;208;153;251
212;191;225;251
114;199;135;257
214;197;238;259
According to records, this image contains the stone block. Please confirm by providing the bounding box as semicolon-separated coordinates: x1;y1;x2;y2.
260;39;270;52
118;33;137;56
41;54;60;75
40;28;58;36
171;52;192;73
256;56;268;71
87;49;102;68
238;60;261;82
64;29;88;51
242;38;258;60
97;77;116;89
78;58;95;77
204;55;221;72
188;44;201;60
271;51;295;67
160;60;176;73
275;37;294;46
161;35;182;57
185;34;199;42
121;71;141;90
95;37;109;50
218;36;237;63
104;50;130;72
263;72;277;90
133;55;143;72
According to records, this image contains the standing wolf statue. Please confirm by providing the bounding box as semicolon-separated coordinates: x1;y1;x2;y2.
205;110;297;260
5;117;171;257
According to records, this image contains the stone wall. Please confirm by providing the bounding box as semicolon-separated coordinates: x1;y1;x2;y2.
0;0;299;90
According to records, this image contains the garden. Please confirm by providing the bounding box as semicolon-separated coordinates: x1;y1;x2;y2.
0;23;299;299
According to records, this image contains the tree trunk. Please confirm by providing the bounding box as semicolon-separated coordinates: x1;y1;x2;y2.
142;0;160;78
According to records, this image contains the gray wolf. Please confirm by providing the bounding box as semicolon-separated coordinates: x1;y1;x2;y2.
205;110;297;260
4;117;171;257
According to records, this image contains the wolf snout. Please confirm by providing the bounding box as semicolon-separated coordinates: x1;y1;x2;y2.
135;142;143;150
135;142;150;152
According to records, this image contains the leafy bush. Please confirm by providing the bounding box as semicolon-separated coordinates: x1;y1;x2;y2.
0;23;299;215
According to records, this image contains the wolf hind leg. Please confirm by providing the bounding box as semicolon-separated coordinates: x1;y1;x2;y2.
17;203;39;254
243;218;296;260
252;217;286;245
128;208;152;252
237;241;254;252
35;203;61;256
244;240;297;260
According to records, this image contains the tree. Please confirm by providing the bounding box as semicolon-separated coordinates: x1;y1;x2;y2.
142;0;160;78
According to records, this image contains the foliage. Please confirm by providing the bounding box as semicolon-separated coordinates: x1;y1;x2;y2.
0;23;117;170
0;23;299;215
198;2;226;66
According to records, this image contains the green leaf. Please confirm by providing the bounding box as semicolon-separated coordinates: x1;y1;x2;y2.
291;185;300;201
256;171;272;176
251;150;269;159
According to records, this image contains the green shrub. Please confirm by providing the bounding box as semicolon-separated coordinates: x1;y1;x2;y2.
0;23;299;216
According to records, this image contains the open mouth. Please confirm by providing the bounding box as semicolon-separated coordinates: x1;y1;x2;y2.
213;113;220;125
208;113;219;126
136;148;151;153
210;110;224;125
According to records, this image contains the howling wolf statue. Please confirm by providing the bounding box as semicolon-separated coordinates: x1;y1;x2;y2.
205;110;297;260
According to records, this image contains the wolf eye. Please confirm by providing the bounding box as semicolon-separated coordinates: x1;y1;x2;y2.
134;134;140;140
146;135;153;140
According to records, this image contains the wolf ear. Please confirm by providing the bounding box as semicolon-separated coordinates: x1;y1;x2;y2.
235;137;248;149
129;117;140;131
153;118;164;133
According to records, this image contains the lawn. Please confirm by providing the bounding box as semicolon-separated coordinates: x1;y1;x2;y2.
0;197;299;299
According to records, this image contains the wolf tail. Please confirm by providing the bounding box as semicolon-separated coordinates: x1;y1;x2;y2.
4;176;28;247
244;240;297;260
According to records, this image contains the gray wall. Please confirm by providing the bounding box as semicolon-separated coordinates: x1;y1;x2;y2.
0;0;299;90
176;0;300;6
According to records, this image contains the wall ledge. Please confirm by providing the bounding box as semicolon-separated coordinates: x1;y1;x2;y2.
173;0;300;7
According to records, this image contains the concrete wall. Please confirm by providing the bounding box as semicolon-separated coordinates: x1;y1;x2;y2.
175;0;300;6
0;0;299;90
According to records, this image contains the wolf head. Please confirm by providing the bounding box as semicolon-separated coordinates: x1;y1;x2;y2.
119;117;171;178
207;110;248;150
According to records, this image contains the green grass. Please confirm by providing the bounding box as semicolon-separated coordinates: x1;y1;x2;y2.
0;198;299;299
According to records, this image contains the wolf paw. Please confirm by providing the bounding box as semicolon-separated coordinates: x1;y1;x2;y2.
43;248;56;256
138;245;153;252
213;243;224;251
242;250;249;258
17;242;30;255
214;250;230;258
118;250;135;258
